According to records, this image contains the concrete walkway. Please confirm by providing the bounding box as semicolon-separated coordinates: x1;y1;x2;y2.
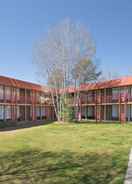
124;149;132;184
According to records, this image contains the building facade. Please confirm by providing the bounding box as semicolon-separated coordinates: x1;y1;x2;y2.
0;75;132;123
0;76;55;122
77;77;132;122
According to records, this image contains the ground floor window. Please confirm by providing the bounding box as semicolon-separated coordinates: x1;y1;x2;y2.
81;106;95;119
88;106;95;119
112;105;119;120
127;105;132;121
0;105;4;120
5;105;11;120
36;106;41;120
106;105;112;120
41;107;46;120
17;106;20;120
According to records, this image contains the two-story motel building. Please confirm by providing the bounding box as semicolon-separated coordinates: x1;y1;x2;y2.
0;76;55;122
1;75;132;123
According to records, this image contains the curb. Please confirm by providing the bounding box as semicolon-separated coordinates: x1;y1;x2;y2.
124;149;132;184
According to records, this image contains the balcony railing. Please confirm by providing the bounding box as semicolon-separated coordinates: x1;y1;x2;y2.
26;97;32;104
1;92;132;105
74;93;132;104
18;96;32;104
102;94;132;103
18;96;25;104
81;94;96;104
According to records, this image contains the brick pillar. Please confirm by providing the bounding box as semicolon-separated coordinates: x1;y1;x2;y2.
124;103;127;122
94;105;97;121
95;105;101;122
3;86;5;103
25;89;27;121
120;104;126;123
32;105;34;121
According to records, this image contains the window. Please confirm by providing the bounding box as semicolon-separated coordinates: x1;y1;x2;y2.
0;105;4;120
17;106;20;119
112;88;119;94
5;87;11;100
120;87;128;94
88;106;94;118
41;107;45;116
41;107;46;119
112;105;119;119
17;88;20;100
0;86;4;100
36;93;41;102
36;106;41;119
5;106;11;120
87;92;93;102
81;107;86;119
112;88;119;100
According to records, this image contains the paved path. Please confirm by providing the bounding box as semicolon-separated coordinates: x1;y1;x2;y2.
124;149;132;184
0;125;43;135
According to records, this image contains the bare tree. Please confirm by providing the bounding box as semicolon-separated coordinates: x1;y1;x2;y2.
71;59;101;120
72;59;101;86
33;19;96;122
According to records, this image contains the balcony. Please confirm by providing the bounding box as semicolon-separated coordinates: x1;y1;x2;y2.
80;92;95;104
128;95;132;102
0;98;4;103
5;97;12;103
101;93;130;103
26;97;32;104
101;95;119;103
81;95;96;104
18;96;26;104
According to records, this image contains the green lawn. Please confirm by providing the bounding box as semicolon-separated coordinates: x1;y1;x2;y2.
0;122;131;184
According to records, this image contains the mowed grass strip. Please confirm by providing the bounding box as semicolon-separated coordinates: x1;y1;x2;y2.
0;122;131;184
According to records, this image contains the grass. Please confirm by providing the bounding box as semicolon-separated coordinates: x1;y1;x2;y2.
0;122;131;183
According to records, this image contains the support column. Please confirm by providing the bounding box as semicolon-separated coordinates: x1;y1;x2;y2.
124;103;127;123
40;105;42;120
85;106;87;119
3;105;6;122
11;105;14;121
128;105;130;122
25;89;27;121
15;88;18;121
3;86;5;103
104;88;106;121
119;104;121;122
31;91;33;121
95;90;98;122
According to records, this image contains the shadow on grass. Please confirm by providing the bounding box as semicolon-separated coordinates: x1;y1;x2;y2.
70;120;120;125
0;149;127;184
0;120;54;132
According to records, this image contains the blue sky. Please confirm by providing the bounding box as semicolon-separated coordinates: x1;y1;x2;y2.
0;0;132;83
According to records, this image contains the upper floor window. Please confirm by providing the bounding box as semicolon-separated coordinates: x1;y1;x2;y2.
36;92;41;102
112;88;119;99
5;87;11;100
120;87;128;96
26;89;31;97
87;91;94;101
16;88;20;100
112;88;119;94
0;86;4;100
